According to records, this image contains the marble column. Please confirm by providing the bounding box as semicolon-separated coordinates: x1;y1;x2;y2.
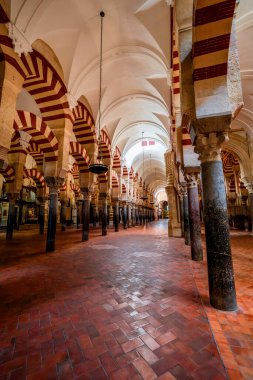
178;188;184;236
60;200;67;231
100;193;107;236
38;198;46;235
196;132;237;311
139;208;143;225
182;186;190;246
45;177;63;252
132;206;136;227
244;184;253;233
186;173;203;261
114;200;119;232
82;189;90;241
123;203;127;229
127;204;132;227
6;194;18;240
135;207;139;225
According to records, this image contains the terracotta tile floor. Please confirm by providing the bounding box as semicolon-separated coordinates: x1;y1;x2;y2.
191;230;253;380
0;221;251;379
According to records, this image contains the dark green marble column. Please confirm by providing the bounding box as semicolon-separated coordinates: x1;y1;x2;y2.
82;189;90;241
100;194;107;236
60;200;67;231
123;203;127;229
46;188;58;252
114;200;119;232
182;187;190;246
201;159;237;311
45;177;63;252
186;174;203;261
6;194;18;240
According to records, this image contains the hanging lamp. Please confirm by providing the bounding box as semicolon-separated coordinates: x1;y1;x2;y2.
140;132;148;200
89;11;108;175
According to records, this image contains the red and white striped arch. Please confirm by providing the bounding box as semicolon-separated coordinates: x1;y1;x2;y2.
23;168;45;188
0;165;15;184
13;110;58;162
111;170;119;189
72;102;96;147
21;50;72;124
112;147;121;170
69;142;90;173
70;182;81;196
98;130;111;164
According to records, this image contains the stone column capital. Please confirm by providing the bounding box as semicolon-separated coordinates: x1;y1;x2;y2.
184;173;198;188
194;132;229;163
241;178;253;194
45;176;64;194
81;187;92;201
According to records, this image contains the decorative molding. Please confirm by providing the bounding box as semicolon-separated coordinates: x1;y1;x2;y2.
7;23;32;56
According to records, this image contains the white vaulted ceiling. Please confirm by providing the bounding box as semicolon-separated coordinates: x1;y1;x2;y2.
11;0;171;195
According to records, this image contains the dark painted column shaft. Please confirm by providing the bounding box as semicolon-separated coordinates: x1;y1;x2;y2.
114;201;119;232
249;192;253;233
39;202;45;234
135;207;139;225
132;206;136;227
128;204;132;227
60;201;67;231
201;160;237;311
101;197;107;236
46;190;58;252
183;191;191;246
123;204;127;229
6;194;17;240
82;197;90;241
187;180;203;261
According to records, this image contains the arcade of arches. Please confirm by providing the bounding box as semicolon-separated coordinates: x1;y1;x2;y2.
0;1;253;379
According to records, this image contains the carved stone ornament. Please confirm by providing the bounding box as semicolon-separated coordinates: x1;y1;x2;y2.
81;187;92;201
7;23;33;56
194;132;229;163
19;130;32;150
66;92;78;110
45;177;65;194
184;173;198;188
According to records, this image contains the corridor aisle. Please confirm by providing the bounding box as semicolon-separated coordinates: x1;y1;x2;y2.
0;221;226;379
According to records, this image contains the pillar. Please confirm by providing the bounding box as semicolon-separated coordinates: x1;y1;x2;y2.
127;204;132;227
114;200;119;232
6;194;18;240
135;207;139;225
81;189;90;241
100;193;107;236
185;173;203;261
60;200;67;231
123;203;127;229
132;205;136;227
38;198;46;235
196;132;237;311
182;186;190;245
243;183;253;233
45;177;63;252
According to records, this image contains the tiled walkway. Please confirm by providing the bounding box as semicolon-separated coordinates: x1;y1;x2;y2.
0;221;251;379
